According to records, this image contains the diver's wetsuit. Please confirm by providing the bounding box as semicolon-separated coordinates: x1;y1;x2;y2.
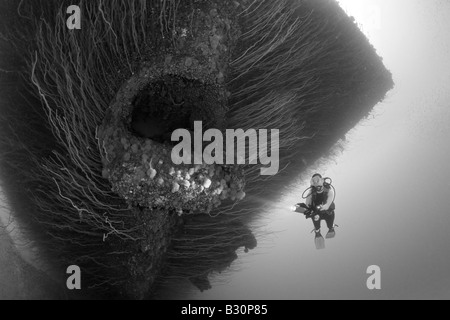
308;188;335;230
312;209;335;230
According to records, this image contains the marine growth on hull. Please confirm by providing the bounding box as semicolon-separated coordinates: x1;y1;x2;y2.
98;2;246;214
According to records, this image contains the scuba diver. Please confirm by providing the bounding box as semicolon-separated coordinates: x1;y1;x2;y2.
294;174;337;250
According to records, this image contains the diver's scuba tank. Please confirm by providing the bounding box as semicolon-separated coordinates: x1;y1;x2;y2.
322;178;336;205
323;177;332;189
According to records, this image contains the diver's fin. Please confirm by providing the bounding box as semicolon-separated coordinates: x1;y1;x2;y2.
314;233;325;250
326;225;338;239
326;229;336;239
